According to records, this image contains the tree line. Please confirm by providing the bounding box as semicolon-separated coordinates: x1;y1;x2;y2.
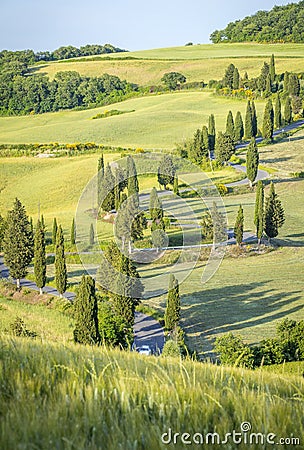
0;68;137;115
210;1;304;43
0;44;126;67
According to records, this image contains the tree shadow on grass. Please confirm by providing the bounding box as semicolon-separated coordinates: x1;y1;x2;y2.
181;281;303;352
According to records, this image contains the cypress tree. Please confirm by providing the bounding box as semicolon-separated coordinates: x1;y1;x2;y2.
215;132;235;165
52;217;57;246
201;125;209;158
127;155;139;198
97;154;104;208
73;275;99;345
101;164;115;212
262;99;274;141
40;214;45;231
157;154;175;190
223;63;235;89
251;101;258;137
264;182;285;242
254;181;264;245
173;175;179;195
246;138;259;188
71;218;76;245
164;274;180;331
208;114;216;152
34;219;46;295
149;187;165;231
225;110;235;142
265;73;272;96
270;54;276;83
29;217;33;235
232;66;240;89
189;128;204;165
284;96;292;125
274;93;282;129
234;111;244;143
112;253;142;326
234;205;244;246
283;71;290;93
211;201;227;244
55;225;67;298
3;198;34;290
89;223;95;246
0;214;5;252
258;62;270;92
288;73;300;97
245;101;253;139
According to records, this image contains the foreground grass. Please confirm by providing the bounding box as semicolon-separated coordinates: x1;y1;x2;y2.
0;91;266;148
0;336;303;449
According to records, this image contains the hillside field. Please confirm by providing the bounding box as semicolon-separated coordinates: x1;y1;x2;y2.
35;43;304;86
0;336;303;449
0;91;266;148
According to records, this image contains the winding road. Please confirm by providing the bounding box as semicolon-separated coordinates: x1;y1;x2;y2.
1;120;303;354
0;256;164;353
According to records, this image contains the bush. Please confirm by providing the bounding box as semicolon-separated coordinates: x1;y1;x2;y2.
215;333;255;368
162;340;181;357
9;317;37;338
216;183;229;196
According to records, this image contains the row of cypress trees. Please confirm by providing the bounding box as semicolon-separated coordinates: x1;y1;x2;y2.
234;181;285;246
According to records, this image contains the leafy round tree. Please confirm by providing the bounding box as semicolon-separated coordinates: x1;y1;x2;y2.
73;275;99;345
264;182;285;242
157;154;175;190
55;225;67;298
246;137;259;188
254;180;264;245
215;132;235;165
262;99;274;141
161;72;186;90
234;205;244;246
3;198;34;290
34;219;46;295
164;274;180;331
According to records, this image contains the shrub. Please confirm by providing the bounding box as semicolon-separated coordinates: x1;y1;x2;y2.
216;183;229;196
9;317;37;338
162;340;181;357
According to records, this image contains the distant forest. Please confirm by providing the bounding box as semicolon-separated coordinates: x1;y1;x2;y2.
0;43;126;66
210;1;304;43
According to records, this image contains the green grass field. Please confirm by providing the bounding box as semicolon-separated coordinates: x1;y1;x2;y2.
0;336;303;449
36;43;304;86
0;91;266;148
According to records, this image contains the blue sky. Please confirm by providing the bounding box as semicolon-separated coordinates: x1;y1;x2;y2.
1;0;293;52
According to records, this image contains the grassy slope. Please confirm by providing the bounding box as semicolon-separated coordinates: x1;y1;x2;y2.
0;91;266;147
0;336;303;450
140;180;304;353
36;43;304;85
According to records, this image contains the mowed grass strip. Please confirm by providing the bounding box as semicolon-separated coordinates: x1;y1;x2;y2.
0;91;266;148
